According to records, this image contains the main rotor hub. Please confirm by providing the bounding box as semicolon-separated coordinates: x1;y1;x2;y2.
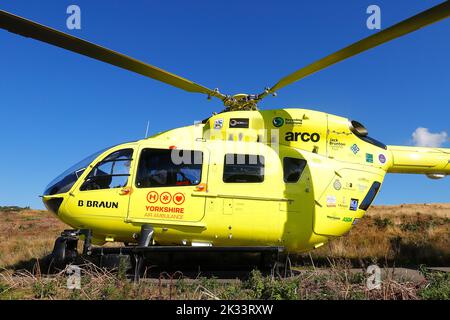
223;93;259;111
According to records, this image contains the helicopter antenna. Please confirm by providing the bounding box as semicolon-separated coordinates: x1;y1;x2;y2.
145;120;150;138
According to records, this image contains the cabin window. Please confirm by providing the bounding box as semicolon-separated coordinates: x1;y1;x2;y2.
223;154;264;183
80;149;133;191
359;181;381;210
283;157;307;183
136;148;203;188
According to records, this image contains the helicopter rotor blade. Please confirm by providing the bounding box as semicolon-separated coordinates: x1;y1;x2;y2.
0;10;226;100
258;1;450;100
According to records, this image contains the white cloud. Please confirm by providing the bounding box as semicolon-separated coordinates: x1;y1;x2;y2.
412;127;448;147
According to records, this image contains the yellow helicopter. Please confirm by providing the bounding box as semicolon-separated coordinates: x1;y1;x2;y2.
1;3;449;270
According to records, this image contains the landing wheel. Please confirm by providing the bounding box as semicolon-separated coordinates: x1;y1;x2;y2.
50;236;79;271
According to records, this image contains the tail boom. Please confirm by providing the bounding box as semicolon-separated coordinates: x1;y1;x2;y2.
387;145;450;175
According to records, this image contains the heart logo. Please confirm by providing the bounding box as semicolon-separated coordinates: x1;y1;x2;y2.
173;193;185;205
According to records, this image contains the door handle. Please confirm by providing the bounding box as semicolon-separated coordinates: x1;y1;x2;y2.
194;183;207;192
119;187;132;195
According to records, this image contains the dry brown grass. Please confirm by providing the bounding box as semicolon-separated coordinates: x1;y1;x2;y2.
0;206;448;300
369;203;450;218
0;261;430;300
0;262;163;300
310;203;450;266
0;204;449;270
0;209;67;269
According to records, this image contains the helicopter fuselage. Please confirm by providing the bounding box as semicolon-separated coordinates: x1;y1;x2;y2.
42;108;449;253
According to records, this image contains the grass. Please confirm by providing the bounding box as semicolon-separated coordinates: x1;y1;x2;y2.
0;204;448;300
418;266;450;300
1;204;448;269
0;206;30;213
307;203;450;267
0;208;67;269
0;260;446;300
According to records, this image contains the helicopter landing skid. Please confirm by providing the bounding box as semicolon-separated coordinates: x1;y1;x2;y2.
50;229;288;279
89;245;287;279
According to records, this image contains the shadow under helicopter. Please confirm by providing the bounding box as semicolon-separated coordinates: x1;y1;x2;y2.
6;240;449;279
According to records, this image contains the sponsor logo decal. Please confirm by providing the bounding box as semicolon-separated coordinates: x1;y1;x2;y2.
173;192;185;205
343;182;354;191
342;217;353;223
229;118;249;128
213;118;223;129
285;118;303;125
272;117;284;127
144;191;187;219
338;196;349;208
351;144;360;154
285;132;321;142
145;192;186;206
144;207;184;219
358;184;368;192
326;195;337;207
146;191;159;203
78;200;118;209
379;154;386;164
160;192;172;204
326;215;340;221
366;153;374;163
272;117;303;127
329;138;346;151
333;180;342;191
349;198;359;211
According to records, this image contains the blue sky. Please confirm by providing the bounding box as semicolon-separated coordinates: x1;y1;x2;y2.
0;0;449;209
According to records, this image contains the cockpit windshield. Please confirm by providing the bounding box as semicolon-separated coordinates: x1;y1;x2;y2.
43;147;109;196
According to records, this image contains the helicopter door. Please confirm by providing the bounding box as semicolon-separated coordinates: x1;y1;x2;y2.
127;147;207;223
64;148;134;228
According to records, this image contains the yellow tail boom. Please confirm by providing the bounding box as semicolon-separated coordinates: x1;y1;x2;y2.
387;145;450;175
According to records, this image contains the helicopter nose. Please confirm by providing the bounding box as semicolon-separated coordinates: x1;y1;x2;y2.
42;196;64;215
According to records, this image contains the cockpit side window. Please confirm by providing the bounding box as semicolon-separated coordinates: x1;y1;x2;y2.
283;157;307;183
135;148;203;188
359;181;381;210
80;149;133;191
43;147;109;196
223;154;265;183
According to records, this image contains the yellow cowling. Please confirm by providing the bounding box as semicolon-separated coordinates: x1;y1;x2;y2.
387;146;450;175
